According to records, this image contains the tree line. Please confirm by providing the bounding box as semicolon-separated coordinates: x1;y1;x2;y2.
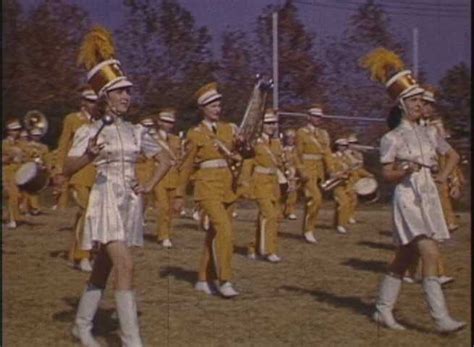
2;0;470;151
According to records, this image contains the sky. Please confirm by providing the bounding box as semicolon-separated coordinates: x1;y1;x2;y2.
19;0;471;85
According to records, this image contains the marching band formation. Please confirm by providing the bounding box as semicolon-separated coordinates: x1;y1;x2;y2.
2;27;468;345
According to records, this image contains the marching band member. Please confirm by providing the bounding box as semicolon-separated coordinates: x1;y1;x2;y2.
68;26;171;347
136;117;156;219
420;86;459;232
2;119;26;228
247;109;284;262
174;82;241;298
282;128;299;220
55;85;98;272
151;108;181;248
22;127;49;215
345;133;375;223
295;105;335;243
362;47;465;333
330;138;354;234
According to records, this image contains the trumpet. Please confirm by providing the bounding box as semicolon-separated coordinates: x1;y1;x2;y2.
24;110;48;137
320;164;359;191
349;144;379;152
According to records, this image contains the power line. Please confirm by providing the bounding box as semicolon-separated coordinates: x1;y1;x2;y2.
377;0;469;8
336;0;468;14
294;0;468;18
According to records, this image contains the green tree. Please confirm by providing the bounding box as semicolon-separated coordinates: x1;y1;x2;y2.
438;62;471;138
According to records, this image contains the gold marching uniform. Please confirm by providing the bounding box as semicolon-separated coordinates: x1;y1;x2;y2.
56;109;97;264
2;129;25;226
178;120;237;284
282;143;300;219
343;148;372;221
330;149;354;231
151;129;181;243
21;137;49;214
296;122;334;238
246;133;283;258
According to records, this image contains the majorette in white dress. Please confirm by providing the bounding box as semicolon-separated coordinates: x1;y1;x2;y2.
68;116;162;250
379;119;451;246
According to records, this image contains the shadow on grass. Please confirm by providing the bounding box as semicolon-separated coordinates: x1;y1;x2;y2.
341;258;387;274
159;266;196;285
357;241;395;251
277;231;302;240
49;250;69;260
378;230;392;237
233;245;248;256
278;286;435;334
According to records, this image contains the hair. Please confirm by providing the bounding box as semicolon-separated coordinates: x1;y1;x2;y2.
387;105;403;130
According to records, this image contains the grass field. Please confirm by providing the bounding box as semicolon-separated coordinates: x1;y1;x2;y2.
2;200;471;346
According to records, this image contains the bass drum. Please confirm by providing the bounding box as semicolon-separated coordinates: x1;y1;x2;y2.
354;177;379;203
15;162;50;193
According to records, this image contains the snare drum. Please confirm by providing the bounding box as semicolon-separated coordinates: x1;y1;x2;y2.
15;162;50;193
354;177;379;202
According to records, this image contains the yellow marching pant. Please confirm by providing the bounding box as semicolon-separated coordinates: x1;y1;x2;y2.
437;182;456;227
154;186;176;241
197;200;234;283
302;178;322;233
5;180;22;222
68;185;91;262
252;198;279;256
283;190;298;217
333;185;352;227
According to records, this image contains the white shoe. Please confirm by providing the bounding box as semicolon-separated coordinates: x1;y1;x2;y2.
219;282;239;298
79;258;93;272
348;217;357;224
72;285;103;347
266;254;282;263
7;221;17;229
232;211;238;218
336;225;347;234
447;224;459;232
304;231;317;244
373;275;406;330
423;277;466;333
51;204;58;211
162;239;173;248
192;211;200;221
179;209;187;217
438;276;454;285
247;252;256;260
288;213;297;220
194;281;216;295
402;276;416;284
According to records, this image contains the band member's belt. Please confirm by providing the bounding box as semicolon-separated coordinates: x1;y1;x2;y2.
254;166;277;175
302;154;323;160
199;159;228;169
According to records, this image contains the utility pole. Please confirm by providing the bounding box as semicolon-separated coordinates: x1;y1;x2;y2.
413;27;419;78
272;11;279;111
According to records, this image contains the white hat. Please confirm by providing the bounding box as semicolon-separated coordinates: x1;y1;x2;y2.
263;109;278;123
335;138;349;146
6;119;22;130
29;128;43;136
307;105;323;117
140;117;155;127
158;108;177;123
347;134;358;143
81;88;98;101
194;82;222;106
422;89;436;103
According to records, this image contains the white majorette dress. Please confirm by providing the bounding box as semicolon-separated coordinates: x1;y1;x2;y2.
68;116;162;250
379;119;451;246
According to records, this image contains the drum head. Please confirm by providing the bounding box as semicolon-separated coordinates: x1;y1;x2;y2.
354;177;378;196
15;162;37;185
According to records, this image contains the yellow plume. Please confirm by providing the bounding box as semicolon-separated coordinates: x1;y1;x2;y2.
360;47;405;83
77;26;116;70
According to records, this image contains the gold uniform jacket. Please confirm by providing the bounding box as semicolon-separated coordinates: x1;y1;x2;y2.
250;137;283;201
296;126;334;181
177;121;236;203
2;138;25;183
56;111;96;187
152;133;180;190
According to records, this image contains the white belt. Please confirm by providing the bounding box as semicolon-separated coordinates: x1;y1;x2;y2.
199;159;228;169
254;166;277;175
302;154;323;160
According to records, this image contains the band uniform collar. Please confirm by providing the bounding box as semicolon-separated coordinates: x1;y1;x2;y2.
159;129;168;140
202;119;217;132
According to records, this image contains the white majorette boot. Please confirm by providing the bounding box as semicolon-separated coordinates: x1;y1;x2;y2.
219;282;239;298
304;231;317;244
72;284;103;347
422;276;466;333
115;291;143;347
372;275;406;330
